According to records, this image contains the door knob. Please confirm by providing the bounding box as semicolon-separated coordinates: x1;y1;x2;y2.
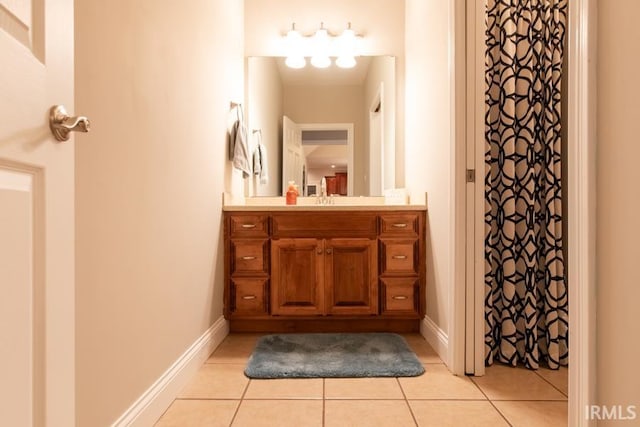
49;105;90;142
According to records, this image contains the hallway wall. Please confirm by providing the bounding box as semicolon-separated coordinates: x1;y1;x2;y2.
404;0;453;348
596;0;640;420
74;0;244;425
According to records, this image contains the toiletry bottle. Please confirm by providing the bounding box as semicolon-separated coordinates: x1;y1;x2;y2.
286;181;298;205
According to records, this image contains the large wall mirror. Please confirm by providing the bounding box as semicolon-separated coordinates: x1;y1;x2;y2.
246;56;396;197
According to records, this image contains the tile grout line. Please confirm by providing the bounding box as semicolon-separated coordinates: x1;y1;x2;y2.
468;376;514;427
396;377;419;427
533;369;569;399
228;377;251;427
322;378;326;427
488;398;570;402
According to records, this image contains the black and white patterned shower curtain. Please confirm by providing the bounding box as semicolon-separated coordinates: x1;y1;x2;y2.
484;0;568;370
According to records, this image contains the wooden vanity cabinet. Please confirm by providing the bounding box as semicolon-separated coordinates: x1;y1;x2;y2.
223;209;426;332
271;237;378;316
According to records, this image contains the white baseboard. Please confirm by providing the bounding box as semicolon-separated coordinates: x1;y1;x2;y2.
420;315;449;363
112;316;229;427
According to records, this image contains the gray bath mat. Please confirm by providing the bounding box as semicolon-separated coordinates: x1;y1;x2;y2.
244;332;425;379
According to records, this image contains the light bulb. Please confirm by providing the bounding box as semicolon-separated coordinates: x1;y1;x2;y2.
311;25;331;68
285;23;306;69
336;55;356;69
311;55;331;68
286;56;306;69
336;24;357;69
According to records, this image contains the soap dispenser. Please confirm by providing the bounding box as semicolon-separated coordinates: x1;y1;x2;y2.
286;181;298;205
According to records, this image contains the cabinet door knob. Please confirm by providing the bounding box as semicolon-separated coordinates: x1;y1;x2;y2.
392;295;408;300
326;248;333;255
242;295;257;300
317;247;323;254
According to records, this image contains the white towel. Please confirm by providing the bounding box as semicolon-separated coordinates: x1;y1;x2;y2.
253;133;269;185
229;106;251;178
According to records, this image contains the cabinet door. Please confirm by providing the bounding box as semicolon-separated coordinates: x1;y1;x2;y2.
335;172;348;195
325;176;337;195
271;238;324;315
325;238;378;315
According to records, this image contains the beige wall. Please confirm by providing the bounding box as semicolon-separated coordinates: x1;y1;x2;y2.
74;0;244;425
247;57;284;196
405;0;452;334
283;85;366;194
596;0;640;419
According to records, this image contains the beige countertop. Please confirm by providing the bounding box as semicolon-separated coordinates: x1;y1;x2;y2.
222;193;428;212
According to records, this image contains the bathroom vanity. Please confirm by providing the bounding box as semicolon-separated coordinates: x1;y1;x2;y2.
223;198;427;332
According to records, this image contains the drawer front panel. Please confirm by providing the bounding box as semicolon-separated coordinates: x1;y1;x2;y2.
380;239;419;275
230;239;269;275
230;278;268;316
229;214;269;238
272;212;377;238
379;213;419;236
380;277;420;315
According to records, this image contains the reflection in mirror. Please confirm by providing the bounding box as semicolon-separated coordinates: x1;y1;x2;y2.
246;56;396;197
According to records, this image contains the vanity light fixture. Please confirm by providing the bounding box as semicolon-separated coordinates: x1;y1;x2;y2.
283;22;360;69
284;23;306;69
310;23;331;68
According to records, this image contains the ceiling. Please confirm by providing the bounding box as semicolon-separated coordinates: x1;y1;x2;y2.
303;144;348;170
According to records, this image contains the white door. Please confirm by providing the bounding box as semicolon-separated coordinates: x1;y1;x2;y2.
282;116;303;195
369;109;382;196
369;84;383;197
0;0;76;425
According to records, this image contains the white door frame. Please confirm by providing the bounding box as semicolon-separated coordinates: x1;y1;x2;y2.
450;1;597;426
297;122;355;196
369;83;384;196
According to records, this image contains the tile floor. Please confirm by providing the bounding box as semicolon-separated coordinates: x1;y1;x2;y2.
155;333;568;427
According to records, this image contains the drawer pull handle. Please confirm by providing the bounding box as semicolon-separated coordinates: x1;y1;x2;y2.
392;255;407;260
241;256;257;260
392;223;408;228
242;295;257;300
392;295;408;300
241;224;257;229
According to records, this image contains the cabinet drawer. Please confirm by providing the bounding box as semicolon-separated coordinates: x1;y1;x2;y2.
379;213;419;236
380;239;419;275
380;278;419;315
229;214;269;238
230;239;269;275
272;212;377;238
230;278;268;316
